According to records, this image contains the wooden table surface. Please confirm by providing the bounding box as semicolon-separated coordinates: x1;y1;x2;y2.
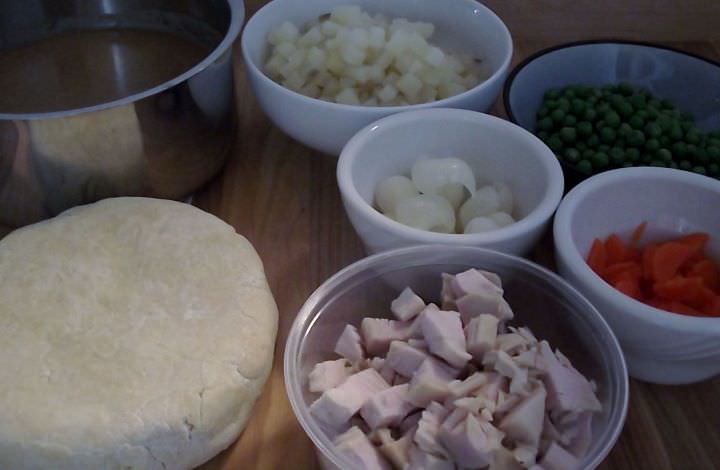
195;2;720;468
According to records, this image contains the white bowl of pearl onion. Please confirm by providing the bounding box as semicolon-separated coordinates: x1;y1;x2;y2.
337;108;565;255
241;0;512;155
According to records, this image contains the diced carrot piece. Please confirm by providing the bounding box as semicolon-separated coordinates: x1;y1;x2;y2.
646;296;674;312
706;297;720;317
615;278;643;300
687;286;717;310
625;246;641;263
651;242;692;283
602;261;642;284
587;239;607;274
675;233;710;260
605;234;627;265
687;259;720;292
653;276;705;302
630;221;648;245
669;301;704;317
642;244;659;280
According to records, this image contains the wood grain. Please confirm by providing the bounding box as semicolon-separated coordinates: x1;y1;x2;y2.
194;2;720;468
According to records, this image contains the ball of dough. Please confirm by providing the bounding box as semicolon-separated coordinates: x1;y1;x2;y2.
0;197;278;470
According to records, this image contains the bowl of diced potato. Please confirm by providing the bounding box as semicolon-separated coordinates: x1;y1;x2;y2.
241;0;513;155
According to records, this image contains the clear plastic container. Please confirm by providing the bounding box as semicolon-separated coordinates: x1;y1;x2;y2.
285;245;628;470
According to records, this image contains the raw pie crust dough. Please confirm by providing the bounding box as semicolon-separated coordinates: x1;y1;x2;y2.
0;198;278;470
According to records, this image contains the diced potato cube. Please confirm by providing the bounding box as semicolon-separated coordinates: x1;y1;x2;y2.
330;5;364;26
274;41;296;58
378;84;399;103
306;47;327;70
299;26;323;47
425;46;445;67
336;87;360;105
396;73;423;99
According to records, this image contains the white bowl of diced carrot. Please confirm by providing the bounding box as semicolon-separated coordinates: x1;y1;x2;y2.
554;167;720;384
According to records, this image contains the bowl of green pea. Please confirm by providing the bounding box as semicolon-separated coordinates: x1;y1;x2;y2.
503;41;720;188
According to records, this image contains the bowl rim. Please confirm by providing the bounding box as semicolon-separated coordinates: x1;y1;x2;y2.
554;166;720;332
240;0;513;113
501;39;720;184
336;108;565;242
0;0;246;120
284;244;629;470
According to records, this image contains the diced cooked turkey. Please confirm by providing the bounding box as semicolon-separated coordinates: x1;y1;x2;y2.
414;401;450;458
499;385;547;450
310;368;390;429
539;442;579;470
391;287;426;321
335;426;392;470
420;309;472;368
407;445;455;470
496;333;528;354
456;292;514;324
491;445;524;470
386;341;430;378
361;384;417;430
361;318;415;356
308;358;355;393
309;270;602;470
536;341;602;413
466;314;499;360
376;429;413;470
407;358;461;407
335;324;365;362
439;412;505;468
451;268;504;298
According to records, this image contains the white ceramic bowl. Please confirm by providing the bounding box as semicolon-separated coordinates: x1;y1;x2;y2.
554;167;720;384
337;108;565;255
241;0;513;155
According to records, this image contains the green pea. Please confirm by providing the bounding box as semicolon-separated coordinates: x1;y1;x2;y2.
597;103;611;114
587;134;600;148
537;130;550;141
571;99;586;116
626;148;640;162
695;147;709;165
641;154;654;164
582;149;596;160
669;161;679;169
537;107;550;118
596;120;607;130
547;135;563;152
645;138;660;152
629;93;647;109
672;141;687;158
621;162;635;168
560;127;577;143
650;160;666;167
619;122;633;137
686;143;698;157
604;111;621;128
598;144;611;153
576;160;593;174
647;108;660;120
657;148;672;163
656;115;672;131
709;138;720;148
708;146;720;162
587;96;598;105
659;135;670;147
577;142;587;151
546;99;559;110
636;109;649;120
629;115;645;130
591;152;610;169
538;117;554;131
668;124;684;141
577;121;593;137
564;89;576;100
679;160;693;170
648;98;661;109
709;163;720;176
616;101;634;117
600;127;616;142
551;109;566;124
680;111;695;122
544;89;561;100
681;121;693;133
564;148;581;163
558;98;571;112
692;166;707;175
686;130;701;145
609;147;625;166
628;130;646;147
660;99;674;110
563;115;578;126
583;108;598;122
645;123;662;138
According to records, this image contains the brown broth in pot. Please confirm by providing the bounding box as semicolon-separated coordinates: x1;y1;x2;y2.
0;29;212;114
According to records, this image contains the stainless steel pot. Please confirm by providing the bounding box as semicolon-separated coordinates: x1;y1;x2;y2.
0;0;244;229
